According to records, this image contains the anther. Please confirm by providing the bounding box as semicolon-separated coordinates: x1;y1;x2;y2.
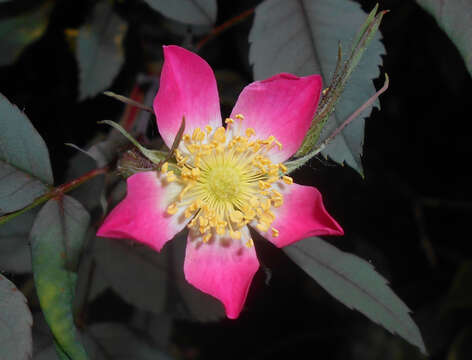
271;227;279;238
235;114;244;120
161;162;168;173
166;203;178;215
213;127;226;143
166;171;176;182
203;233;212;243
282;176;293;185
245;128;255;138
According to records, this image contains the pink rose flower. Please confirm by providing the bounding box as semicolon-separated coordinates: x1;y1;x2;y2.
97;45;343;319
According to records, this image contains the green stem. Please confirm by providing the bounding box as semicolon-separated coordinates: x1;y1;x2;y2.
0;166;109;226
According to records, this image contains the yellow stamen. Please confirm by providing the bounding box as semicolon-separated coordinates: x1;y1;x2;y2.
162;120;290;244
213;127;226;143
161;162;168;173
245;128;255;137
282;176;293;185
167;203;178;215
166;171;176;182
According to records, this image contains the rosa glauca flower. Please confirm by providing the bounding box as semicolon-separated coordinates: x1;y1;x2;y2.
97;45;343;319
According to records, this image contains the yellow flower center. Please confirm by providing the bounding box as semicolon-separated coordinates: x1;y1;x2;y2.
162;114;292;247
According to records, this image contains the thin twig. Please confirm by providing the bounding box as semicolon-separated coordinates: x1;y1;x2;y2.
0;166;109;226
196;8;255;50
318;74;389;153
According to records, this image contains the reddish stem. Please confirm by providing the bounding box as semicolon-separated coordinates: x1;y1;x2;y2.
196;8;255;50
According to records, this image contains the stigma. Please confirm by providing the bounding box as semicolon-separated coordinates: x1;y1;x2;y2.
161;114;292;247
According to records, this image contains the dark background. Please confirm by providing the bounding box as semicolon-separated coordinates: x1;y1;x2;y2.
1;0;471;359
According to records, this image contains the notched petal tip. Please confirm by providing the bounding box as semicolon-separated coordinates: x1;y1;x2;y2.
257;182;344;248
230;72;323;163
184;230;259;319
96;172;187;253
153;45;222;149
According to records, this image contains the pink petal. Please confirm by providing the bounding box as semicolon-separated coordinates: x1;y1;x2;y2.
255;182;343;248
97;171;187;252
230;73;322;163
184;227;259;319
153;45;222;149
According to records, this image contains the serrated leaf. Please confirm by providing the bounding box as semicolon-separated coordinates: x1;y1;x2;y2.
0;274;33;360
0;1;53;66
77;1;128;100
30;196;90;360
143;0;217;25
0;209;37;273
0;94;53;215
249;0;385;174
284;237;426;354
416;0;472;77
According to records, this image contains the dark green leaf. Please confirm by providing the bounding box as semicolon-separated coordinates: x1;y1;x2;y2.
284;237;426;354
171;234;225;321
30;196;90;360
93;237;168;314
36;323;173;360
416;0;472;77
143;0;217;25
0;209;37;273
92;234;224;321
0;274;33;360
66;152;105;214
448;326;472;360
0;94;53;215
77;1;128;100
0;1;53;66
442;260;472;314
249;0;385;174
85;323;173;359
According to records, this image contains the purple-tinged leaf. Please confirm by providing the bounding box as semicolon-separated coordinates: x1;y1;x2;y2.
0;274;33;360
284;237;427;354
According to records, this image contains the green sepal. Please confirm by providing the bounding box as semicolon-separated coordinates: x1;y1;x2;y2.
296;4;387;158
98;120;167;165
